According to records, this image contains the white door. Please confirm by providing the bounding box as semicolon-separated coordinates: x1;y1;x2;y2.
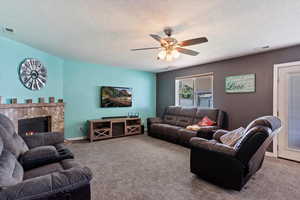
277;64;300;162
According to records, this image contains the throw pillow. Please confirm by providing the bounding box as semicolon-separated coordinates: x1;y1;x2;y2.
186;125;202;131
220;127;245;147
198;116;216;126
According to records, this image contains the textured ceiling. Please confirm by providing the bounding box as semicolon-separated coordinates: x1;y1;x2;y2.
1;0;300;72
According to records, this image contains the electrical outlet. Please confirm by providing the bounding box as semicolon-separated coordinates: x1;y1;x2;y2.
80;127;84;133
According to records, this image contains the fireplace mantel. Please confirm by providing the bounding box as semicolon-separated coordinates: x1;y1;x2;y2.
0;103;64;134
0;103;64;109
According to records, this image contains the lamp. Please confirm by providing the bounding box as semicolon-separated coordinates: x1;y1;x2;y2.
171;49;180;58
166;52;173;61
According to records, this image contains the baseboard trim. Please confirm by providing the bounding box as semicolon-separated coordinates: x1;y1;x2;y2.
265;152;276;157
66;136;87;141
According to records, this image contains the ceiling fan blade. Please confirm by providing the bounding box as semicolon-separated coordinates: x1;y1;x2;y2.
179;37;208;47
131;47;161;51
149;34;162;42
176;47;199;56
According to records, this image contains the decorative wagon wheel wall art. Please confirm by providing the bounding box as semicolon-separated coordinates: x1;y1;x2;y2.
19;58;47;91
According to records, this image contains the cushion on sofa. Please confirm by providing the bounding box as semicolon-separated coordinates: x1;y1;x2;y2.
163;115;178;125
176;107;197;127
164;106;181;115
176;116;193;127
220;127;245;147
23;162;64;180
178;128;197;146
163;106;181;125
19;146;59;170
24;158;84;180
193;109;219;124
0;137;24;187
150;123;165;136
150;123;181;142
4;167;92;200
161;124;181;142
186;124;202;131
198;116;216;126
0;114;29;158
213;129;230;142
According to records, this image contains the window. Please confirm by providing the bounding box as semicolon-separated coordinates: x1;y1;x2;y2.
175;73;213;108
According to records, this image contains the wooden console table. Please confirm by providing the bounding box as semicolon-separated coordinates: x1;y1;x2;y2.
88;118;142;142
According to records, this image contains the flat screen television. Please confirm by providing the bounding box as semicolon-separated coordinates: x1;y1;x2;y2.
101;86;132;107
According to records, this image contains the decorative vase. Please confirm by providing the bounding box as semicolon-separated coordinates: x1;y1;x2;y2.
11;98;17;104
39;97;45;103
25;99;33;104
49;97;55;103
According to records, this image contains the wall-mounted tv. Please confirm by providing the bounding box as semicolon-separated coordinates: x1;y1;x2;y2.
101;86;132;107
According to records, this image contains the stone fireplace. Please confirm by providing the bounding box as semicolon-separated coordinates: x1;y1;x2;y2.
0;103;64;135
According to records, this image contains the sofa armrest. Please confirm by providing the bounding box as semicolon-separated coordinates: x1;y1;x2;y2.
190;137;237;156
0;167;92;200
147;117;162;124
196;126;218;139
147;117;162;133
22;132;64;149
217;110;225;128
213;129;229;142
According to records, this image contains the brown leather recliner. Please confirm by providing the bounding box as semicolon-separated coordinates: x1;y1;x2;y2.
147;106;225;147
189;116;281;190
0;113;93;200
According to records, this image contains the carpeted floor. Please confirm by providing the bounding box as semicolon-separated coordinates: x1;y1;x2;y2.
68;135;300;200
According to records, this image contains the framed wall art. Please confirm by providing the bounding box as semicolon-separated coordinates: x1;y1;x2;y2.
225;74;255;93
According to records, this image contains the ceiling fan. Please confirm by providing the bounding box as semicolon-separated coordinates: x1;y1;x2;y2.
131;27;208;61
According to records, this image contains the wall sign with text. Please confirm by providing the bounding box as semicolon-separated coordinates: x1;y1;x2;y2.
225;74;255;93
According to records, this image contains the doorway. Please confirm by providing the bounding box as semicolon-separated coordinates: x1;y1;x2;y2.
274;62;300;162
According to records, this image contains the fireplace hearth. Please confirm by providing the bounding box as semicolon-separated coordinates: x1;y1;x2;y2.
18;116;51;137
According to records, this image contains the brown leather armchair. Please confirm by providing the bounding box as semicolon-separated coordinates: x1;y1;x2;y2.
190;116;281;190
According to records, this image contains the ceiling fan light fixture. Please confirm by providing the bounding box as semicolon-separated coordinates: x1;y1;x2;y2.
158;50;167;60
166;52;173;62
171;49;180;58
132;27;207;61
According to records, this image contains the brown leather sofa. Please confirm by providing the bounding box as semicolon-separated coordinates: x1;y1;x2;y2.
147;106;225;147
190;116;281;190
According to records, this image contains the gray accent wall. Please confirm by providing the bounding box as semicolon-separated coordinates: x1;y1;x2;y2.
157;45;300;130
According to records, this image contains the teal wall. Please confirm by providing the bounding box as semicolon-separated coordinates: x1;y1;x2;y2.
0;36;156;139
0;37;63;103
63;59;156;138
